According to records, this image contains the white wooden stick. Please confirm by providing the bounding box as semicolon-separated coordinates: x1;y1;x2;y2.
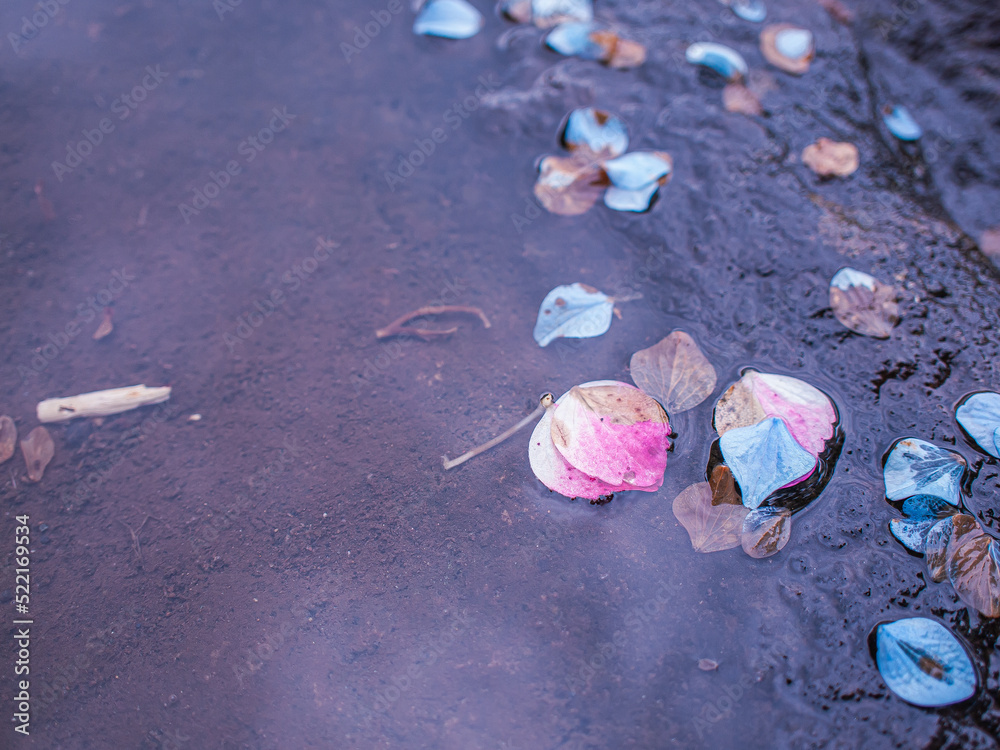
37;384;171;423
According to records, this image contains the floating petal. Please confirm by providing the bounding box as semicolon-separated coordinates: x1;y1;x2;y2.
889;495;960;553
20;426;54;483
883;438;966;505
803;138;859;178
728;0;766;23
720;417;816;510
713;377;766;437
875;618;977;707
883;105;922;141
413;0;485;39
956;391;1000;458
673;482;749;553
946;515;1000;618
604;183;661;213
498;0;533;24
829;267;900;338
532;282;614;347
741;506;792;558
533;155;608;216
550;382;670;488
926;516;962;583
760;24;814;75
603;152;673;191
545;22;606;60
685;42;748;83
629;331;717;414
0;416;16;465
722;83;763;115
531;0;592;28
562;108;629;160
746;371;837;456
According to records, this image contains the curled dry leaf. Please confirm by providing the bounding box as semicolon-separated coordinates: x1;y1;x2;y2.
533;155;608;216
0;416;16;465
802;138;859;178
629;330;717;415
672;482;748;553
21;426;54;483
722;83;763;116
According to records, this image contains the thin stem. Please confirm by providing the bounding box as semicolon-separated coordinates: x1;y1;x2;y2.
443;394;554;470
376;305;491;341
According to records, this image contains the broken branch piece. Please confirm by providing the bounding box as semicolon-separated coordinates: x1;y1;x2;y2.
376;305;491;341
37;384;171;423
443;393;553;470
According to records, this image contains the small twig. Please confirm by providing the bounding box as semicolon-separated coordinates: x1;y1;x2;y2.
443;394;554;470
376;305;491;341
119;515;156;564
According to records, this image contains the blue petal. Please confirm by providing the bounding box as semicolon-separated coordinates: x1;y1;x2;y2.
413;0;484;39
545;22;605;60
532;283;613;347
883;105;922;141
685;42;748;82
563;108;629;158
729;0;766;23
901;494;960;520
890;518;940;554
875;618;977;707
603;183;660;212
720;417;817;510
603;152;672;191
883;438;966;505
774;28;812;60
956;391;1000;459
830;267;877;292
532;0;593;27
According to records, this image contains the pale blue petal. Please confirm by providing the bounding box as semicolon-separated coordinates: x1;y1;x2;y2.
956;391;1000;458
774;28;812;60
730;0;766;23
883;105;922;141
563;108;629;158
830;267;877;292
685;42;748;82
890;518;939;554
603;152;672;191
720;417;817;510
875;618;977;707
603;183;659;213
413;0;484;39
883;438;966;505
532;0;593;26
546;22;605;60
532;283;613;347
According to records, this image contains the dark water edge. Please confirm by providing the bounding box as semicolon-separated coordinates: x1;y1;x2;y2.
0;0;999;748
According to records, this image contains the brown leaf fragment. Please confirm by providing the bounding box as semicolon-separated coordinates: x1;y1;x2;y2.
21;426;54;483
0;416;16;465
802;138;859;178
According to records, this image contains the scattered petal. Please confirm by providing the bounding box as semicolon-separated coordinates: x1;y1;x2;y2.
603;35;647;69
713;377;766;437
498;0;533;24
550;382;670;488
875;618;977;707
955;391;1000;458
603;152;672;191
944;514;1000;617
0;416;16;465
883;105;922;141
413;0;485;39
709;464;742;506
629;331;717;414
802;138;859;178
883;438;966;506
698;658;720;671
686;42;748;83
532;282;614;347
21;426;54;483
722;83;763;115
741;506;792;558
829;267;900;338
889;495;960;554
926;516;962;583
533;155;608;216
727;0;766;23
720;417;816;509
545;22;607;60
531;0;592;28
603;182;661;213
562;108;629;160
760;24;814;75
673;482;749;553
93;307;114;339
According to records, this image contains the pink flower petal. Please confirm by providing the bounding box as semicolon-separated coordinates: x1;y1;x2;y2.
747;372;836;457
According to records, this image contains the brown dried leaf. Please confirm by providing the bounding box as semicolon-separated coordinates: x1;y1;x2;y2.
93;307;114;340
741;508;792;558
760;24;814;75
802;138;859;177
830;275;900;339
0;416;16;465
709;465;741;506
946;515;1000;618
673;482;749;553
629;331;717;414
713;378;766;437
533;155;608;216
722;83;763;116
21;426;54;483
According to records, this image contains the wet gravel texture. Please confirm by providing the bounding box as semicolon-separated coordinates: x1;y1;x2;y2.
1;0;999;748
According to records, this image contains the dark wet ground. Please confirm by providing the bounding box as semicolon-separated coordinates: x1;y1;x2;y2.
1;0;1000;748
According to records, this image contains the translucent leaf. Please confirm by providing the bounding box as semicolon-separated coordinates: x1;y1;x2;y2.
883;438;966;505
673;482;748;553
945;515;1000;618
545;22;606;60
713;378;766;436
709;465;742;506
741;506;792;558
603;152;672;191
413;0;484;39
685;42;748;82
926;516;961;583
720;417;816;509
532;283;614;347
760;24;813;75
956;391;1000;458
531;0;592;28
562;108;629;160
20;426;54;483
875;618;977;707
0;415;16;465
533;155;608;216
603;183;660;213
629;331;717;414
889;495;959;553
883;105;922;142
550;382;670;488
803;138;859;178
829;267;900;338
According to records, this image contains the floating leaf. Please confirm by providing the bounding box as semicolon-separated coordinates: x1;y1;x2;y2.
802;138;859;178
603;183;661;213
533;283;614;347
550;382;670;488
955;391;1000;458
889;495;960;554
531;0;592;28
413;0;484;39
562;108;629;160
685;42;748;83
760;24;814;75
829;267;900;338
874;618;977;707
546;24;646;69
709;464;742;506
603;151;672;191
629;331;717;414
21;426;54;483
722;83;763;115
728;0;766;22
0;416;16;465
673;482;749;553
945;515;1000;618
720;417;816;509
533;155;608;216
883;105;922;142
883;438;966;505
925;516;962;583
741;506;792;558
498;0;533;24
600;34;647;69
